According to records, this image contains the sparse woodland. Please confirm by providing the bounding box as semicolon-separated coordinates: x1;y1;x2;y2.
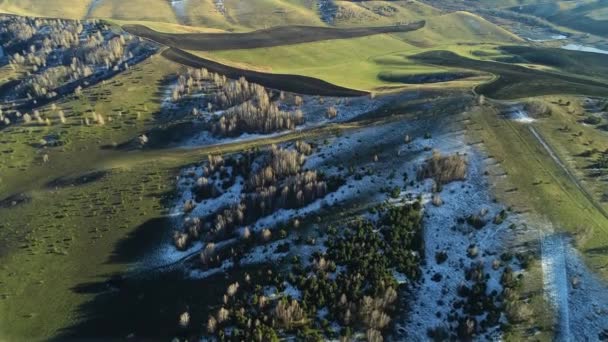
168;68;305;136
0;15;155;105
173;143;341;254
190;201;424;341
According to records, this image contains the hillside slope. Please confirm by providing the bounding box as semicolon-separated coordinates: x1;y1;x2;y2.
397;11;523;47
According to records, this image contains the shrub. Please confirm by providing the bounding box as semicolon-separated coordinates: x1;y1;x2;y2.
417;151;467;184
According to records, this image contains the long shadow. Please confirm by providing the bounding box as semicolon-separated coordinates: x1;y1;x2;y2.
106;217;170;265
52;213;222;340
53;269;227;340
162;48;368;97
585;245;608;256
56;217;276;340
125;21;425;51
411;50;608;99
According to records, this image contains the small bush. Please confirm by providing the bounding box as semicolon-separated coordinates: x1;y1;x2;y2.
417;151;467;184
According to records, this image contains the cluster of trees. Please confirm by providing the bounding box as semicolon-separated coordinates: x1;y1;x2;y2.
429;259;525;340
0;16;84;50
0;16;148;100
417;150;468;184
168;71;306;136
213;83;304;136
214;76;263;108
281;202;424;341
18;62;92;98
170;67;222;102
172;144;337;253
191;202;423;342
241;145;328;216
172;152;259;250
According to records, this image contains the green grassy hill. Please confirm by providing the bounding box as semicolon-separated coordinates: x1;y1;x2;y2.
398;11;523;46
194;10;521;90
0;0;449;30
0;0;90;18
89;0;179;23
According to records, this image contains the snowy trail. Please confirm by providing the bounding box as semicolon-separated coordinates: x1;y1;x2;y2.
564;244;608;340
540;230;608;341
85;0;103;18
540;232;571;342
170;0;190;24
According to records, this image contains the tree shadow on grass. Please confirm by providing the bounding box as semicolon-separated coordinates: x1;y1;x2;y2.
585;245;608;256
53;269;224;340
52;216;232;340
106;216;169;265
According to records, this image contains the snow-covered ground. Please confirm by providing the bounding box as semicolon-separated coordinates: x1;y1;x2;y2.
395;147;523;340
170;0;190;24
182;92;396;148
139;87;608;340
317;0;337;24
140;108;431;276
508;108;536;123
562;44;608;55
157;76;400;149
541;230;608;341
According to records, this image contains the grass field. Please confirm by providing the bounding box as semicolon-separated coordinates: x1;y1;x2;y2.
185;11;521;91
189;11;608;96
470;101;608;279
413;50;608;99
189;33;434;91
0;0;437;30
161;48;369;96
0;54;183;341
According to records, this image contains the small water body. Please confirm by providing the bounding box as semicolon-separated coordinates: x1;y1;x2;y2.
561;44;608;55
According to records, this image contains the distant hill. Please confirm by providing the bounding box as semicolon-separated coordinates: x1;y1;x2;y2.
0;0;448;30
509;0;608;37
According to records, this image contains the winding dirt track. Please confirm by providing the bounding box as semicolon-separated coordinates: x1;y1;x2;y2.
161;48;369;96
125;21;425;51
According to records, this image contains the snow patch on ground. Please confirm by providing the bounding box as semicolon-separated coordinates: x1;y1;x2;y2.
562;44;608;55
317;0;337;24
170;0;190;24
541;231;608;341
181;92;396;148
396;149;521;340
510;109;536;123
